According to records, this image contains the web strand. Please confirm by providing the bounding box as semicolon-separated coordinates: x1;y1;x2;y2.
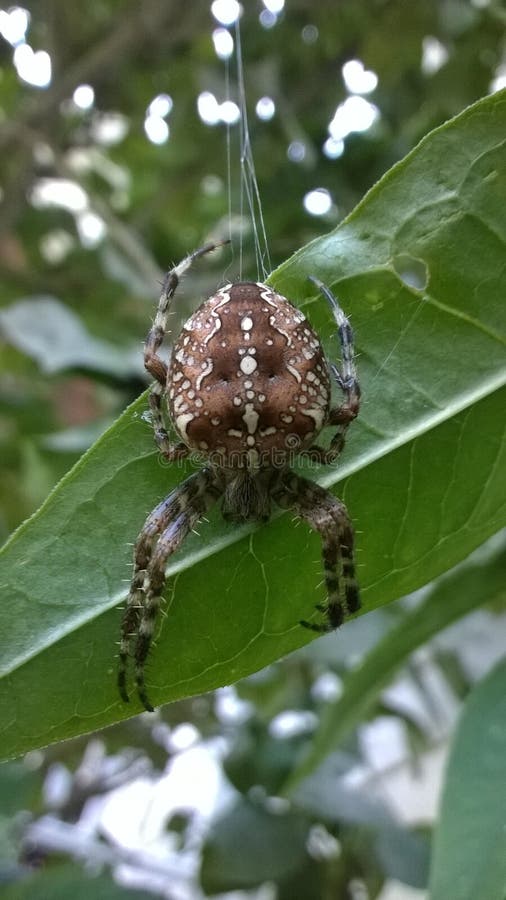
224;53;233;249
233;18;271;281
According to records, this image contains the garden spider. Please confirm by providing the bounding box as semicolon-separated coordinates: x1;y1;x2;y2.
118;241;361;711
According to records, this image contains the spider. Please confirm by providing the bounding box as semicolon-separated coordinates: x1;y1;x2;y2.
118;241;361;711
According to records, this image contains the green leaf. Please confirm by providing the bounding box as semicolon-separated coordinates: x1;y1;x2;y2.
1;864;154;900
282;535;506;792
0;91;505;759
429;657;506;900
200;798;310;892
0;296;143;378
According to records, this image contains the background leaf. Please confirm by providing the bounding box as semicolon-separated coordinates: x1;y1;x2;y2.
0;91;505;759
0;296;143;377
1;864;154;900
429;657;506;900
200;799;310;892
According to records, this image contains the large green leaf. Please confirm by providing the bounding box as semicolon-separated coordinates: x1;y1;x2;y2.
429;657;506;900
0;91;505;759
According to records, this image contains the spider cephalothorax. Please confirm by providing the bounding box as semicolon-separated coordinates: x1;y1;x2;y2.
118;242;361;711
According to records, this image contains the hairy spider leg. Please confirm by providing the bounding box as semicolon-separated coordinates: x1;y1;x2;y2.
118;469;221;711
273;472;359;632
118;486;191;703
306;276;361;465
120;469;222;710
134;470;222;711
144;240;229;459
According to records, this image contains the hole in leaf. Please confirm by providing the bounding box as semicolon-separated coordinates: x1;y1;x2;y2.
392;254;428;292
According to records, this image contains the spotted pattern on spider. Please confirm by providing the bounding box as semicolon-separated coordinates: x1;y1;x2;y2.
168;281;331;467
118;241;361;712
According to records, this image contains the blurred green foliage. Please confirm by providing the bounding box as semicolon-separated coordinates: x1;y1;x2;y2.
1;1;505;898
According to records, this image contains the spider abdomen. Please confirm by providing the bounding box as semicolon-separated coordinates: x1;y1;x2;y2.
167;282;331;467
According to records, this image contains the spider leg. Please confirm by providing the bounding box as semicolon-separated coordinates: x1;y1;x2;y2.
307;277;360;465
273;472;359;632
118;485;193;703
120;469;221;711
134;510;200;712
144;240;229;459
148;382;190;460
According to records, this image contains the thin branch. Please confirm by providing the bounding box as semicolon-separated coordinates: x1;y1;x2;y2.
0;1;206;149
24;816;184;887
0;1;209;235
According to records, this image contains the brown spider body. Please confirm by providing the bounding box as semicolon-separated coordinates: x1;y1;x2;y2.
168;282;331;467
118;242;361;711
